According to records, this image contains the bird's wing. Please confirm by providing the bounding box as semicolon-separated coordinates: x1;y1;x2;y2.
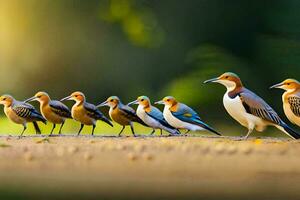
13;102;46;123
288;96;300;117
146;106;175;128
239;89;282;125
119;104;148;126
171;103;202;124
84;102;113;126
49;100;72;118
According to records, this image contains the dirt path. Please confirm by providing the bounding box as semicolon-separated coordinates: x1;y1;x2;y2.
0;135;299;200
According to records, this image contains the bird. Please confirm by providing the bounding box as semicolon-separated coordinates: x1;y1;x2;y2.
155;96;221;136
270;79;300;127
128;96;180;136
25;91;72;135
204;72;300;139
0;95;46;137
97;96;148;137
60;92;113;135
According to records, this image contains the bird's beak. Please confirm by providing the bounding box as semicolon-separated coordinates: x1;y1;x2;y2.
270;82;284;89
97;101;108;108
24;96;37;103
127;100;139;106
154;100;164;105
203;77;219;84
60;95;72;102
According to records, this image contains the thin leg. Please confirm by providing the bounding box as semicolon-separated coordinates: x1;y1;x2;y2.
244;129;253;139
150;129;155;135
160;129;163;136
50;124;56;136
20;126;27;138
92;125;96;136
78;124;84;136
185;130;190;134
58;121;65;135
130;124;136;137
118;126;125;137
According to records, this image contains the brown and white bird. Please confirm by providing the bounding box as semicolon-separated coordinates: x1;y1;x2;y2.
270;79;300;127
25;91;72;135
97;96;147;137
0;95;46;136
61;92;113;135
204;72;300;139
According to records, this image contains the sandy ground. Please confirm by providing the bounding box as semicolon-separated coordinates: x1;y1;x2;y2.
0;135;300;199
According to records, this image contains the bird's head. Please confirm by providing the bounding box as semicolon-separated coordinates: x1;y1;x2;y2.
97;96;120;108
204;72;243;90
60;91;85;103
270;79;300;92
25;91;50;103
0;95;14;107
128;96;150;107
155;96;177;107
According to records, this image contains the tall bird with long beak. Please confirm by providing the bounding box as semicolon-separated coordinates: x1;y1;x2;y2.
128;96;180;136
155;96;221;136
61;92;113;135
204;72;300;139
0;95;46;137
25;91;72;135
97;96;147;137
270;79;300;127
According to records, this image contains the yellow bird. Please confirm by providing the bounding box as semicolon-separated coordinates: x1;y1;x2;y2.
61;91;113;135
97;96;147;137
0;95;46;136
270;79;300;127
25;91;72;135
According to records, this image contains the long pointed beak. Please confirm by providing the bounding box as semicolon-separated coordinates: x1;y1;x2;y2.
270;82;284;89
97;101;108;108
24;96;37;103
60;95;72;102
127;100;139;106
154;100;164;105
203;77;219;84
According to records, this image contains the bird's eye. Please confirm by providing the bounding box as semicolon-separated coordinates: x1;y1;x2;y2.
37;95;42;98
141;99;144;102
287;83;291;85
75;95;78;97
167;99;170;102
3;98;6;101
225;76;229;79
110;99;114;102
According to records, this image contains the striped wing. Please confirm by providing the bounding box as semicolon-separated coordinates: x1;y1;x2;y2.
120;104;148;126
288;96;300;117
13;102;46;123
239;89;282;125
49;100;72;118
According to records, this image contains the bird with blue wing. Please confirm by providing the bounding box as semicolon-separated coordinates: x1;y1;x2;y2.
25;91;72;135
155;96;221;136
128;96;180;136
0;94;46;137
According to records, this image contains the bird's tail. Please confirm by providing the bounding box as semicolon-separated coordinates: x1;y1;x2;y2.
101;116;114;127
197;120;222;136
276;123;300;139
33;122;41;134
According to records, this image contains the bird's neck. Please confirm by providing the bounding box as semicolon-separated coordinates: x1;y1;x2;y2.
283;88;300;100
74;100;84;107
40;99;50;107
143;104;151;113
169;102;178;112
227;85;244;99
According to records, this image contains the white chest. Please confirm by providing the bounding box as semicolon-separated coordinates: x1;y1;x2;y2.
137;106;160;128
283;102;300;126
223;93;249;127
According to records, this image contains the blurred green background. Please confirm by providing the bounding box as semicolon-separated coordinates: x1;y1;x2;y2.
1;0;300;136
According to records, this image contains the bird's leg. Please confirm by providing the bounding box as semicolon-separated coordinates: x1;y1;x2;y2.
184;129;190;136
150;129;155;135
118;126;125;137
78;124;84;136
20;126;27;138
50;124;56;136
160;129;163;136
244;128;253;140
58;121;65;135
130;124;137;137
92;125;96;136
